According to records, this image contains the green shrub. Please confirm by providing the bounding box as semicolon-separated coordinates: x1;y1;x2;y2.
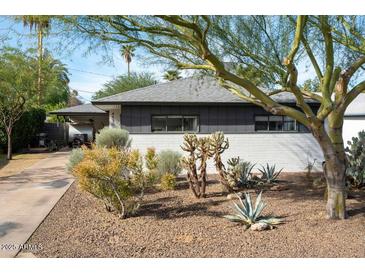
145;147;159;185
66;148;84;173
346;131;365;188
95;127;131;149
160;173;176;190
0;108;46;153
157;149;182;177
73;146;146;219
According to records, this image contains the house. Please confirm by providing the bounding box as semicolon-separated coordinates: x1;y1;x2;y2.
50;103;108;143
53;76;328;172
343;94;365;146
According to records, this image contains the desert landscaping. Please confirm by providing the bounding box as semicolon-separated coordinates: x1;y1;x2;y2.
27;173;365;258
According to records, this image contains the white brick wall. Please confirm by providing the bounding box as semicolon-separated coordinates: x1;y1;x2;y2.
343;117;365;146
129;133;324;173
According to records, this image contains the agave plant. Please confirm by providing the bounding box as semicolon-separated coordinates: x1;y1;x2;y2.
258;163;283;184
224;191;283;230
226;157;257;188
237;161;256;188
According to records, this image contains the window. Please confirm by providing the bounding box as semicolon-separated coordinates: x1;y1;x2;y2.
183;116;198;131
283;116;296;131
151;115;199;132
167;116;183;131
255;115;297;132
151;116;166;132
269;116;283;131
254;116;269;131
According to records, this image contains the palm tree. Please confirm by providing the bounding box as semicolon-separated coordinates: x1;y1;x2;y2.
121;45;135;77
20;16;52;105
163;70;182;81
40;51;74;105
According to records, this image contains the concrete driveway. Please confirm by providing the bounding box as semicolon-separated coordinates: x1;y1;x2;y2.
0;150;73;258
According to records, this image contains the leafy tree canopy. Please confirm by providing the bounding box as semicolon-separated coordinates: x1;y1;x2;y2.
0;47;36;110
163;70;182;81
0;47;37;159
300;78;320;93
39;50;71;106
93;72;157;99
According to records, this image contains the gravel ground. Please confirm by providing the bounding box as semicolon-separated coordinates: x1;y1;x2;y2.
27;173;365;258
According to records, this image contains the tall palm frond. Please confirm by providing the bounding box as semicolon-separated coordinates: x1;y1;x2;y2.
121;45;135;77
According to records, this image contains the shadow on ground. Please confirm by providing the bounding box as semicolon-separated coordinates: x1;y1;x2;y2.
0;222;20;238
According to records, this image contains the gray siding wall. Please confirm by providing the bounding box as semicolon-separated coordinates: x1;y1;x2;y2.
120;104;311;134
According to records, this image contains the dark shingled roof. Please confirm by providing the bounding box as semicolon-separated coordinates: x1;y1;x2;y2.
49;104;106;115
92;76;317;105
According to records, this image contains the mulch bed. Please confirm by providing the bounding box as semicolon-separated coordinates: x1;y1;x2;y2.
27;173;365;258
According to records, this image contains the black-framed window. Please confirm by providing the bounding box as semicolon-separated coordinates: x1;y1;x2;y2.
255;115;298;132
151;115;199;132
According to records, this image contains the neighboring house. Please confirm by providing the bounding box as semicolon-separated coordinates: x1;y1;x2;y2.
343;93;365;146
52;76;327;172
50;103;108;143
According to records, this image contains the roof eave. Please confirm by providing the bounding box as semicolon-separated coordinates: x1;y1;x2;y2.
49;112;107;116
92;101;319;106
344;114;365;117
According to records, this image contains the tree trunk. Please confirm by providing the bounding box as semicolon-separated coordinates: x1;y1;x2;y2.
37;28;43;106
127;62;130;77
323;151;347;219
312;121;347;219
6;129;12;160
315;125;347;219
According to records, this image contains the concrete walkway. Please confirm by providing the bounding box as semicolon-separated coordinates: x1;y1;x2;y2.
0;150;73;258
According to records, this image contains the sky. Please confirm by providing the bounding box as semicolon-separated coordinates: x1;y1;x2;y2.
0;16;166;102
0;16;315;104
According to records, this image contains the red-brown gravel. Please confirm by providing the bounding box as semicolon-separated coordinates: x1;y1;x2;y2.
27;173;365;257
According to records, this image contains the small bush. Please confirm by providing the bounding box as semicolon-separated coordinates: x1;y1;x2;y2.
160;173;176;190
73;146;146;218
346;131;365;188
95;127;131;149
305;158;317;179
66;148;84;173
145;147;159;185
157;149;182;177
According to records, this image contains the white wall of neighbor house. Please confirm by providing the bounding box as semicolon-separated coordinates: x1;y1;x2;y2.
343;116;365;146
69;116;109;141
129;133;324;173
343;94;365;146
69;124;94;141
